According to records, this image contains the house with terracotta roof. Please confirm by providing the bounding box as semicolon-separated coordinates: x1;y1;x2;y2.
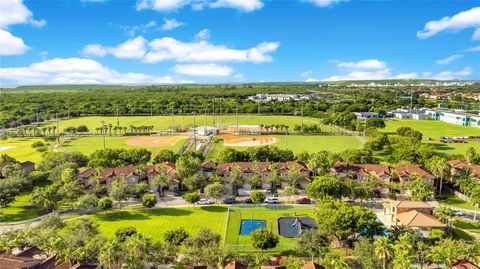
301;262;325;269
430;259;480;269
472;165;480;181
331;162;391;183
0;247;56;269
224;261;248;269
378;200;446;236
0;161;35;179
145;162;180;191
77;165;145;187
206;161;311;193
394;165;435;184
447;160;470;179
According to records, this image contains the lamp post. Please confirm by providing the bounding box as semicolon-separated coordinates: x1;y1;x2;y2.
100;120;106;149
192;111;196;150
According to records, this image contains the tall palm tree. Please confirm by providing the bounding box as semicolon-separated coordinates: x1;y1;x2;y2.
374;237;393;269
427;156;450;195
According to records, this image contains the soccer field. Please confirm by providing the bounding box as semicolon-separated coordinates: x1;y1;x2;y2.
383;119;480;154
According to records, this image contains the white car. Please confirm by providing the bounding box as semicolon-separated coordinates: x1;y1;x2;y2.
453;209;465;217
196;198;212;205
264;197;280;204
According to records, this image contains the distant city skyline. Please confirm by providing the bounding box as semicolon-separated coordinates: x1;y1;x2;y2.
0;0;479;86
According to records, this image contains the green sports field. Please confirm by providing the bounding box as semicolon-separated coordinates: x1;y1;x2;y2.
383;119;480;154
61;136;188;155
205;135;363;160
0;137;45;163
46;115;322;132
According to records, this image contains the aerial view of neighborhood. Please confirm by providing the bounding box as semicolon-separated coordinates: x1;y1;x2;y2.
1;0;480;268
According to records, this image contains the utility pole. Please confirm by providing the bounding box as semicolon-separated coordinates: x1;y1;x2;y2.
192;111;196;150
100;120;106;149
301;101;304;134
236;105;239;135
410;89;413;112
36;107;39;127
171;105;175;135
116;104;120;127
285;127;288;149
212;98;215;126
56;114;60;146
204;108;207;136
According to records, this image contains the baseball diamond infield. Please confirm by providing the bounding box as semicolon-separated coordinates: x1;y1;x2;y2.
125;136;189;148
222;135;278;147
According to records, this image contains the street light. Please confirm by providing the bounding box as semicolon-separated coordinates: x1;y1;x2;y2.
192;111;196;150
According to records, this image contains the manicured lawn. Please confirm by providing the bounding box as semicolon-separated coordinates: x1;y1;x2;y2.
0;137;46;163
87;206;228;241
45;115;321;132
438;195;475;210
382;119;480;154
61;136;188;155
206;135;362;160
0;194;41;223
225;205;315;253
454;220;480;234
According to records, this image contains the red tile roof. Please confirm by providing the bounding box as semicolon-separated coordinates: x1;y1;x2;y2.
396;165;435;180
447;160;470;170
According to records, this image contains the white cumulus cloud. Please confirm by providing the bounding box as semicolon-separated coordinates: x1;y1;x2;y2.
301;0;348;8
426;67;473;80
195;29;211;40
325;69;392;81
81;44;107;57
417;7;480;40
161;18;183;31
336;59;387;70
174;63;234;77
0;58;194;86
436;54;464;65
136;0;263;12
0;29;29;56
395;73;418;79
466;45;480;52
83;36;279;64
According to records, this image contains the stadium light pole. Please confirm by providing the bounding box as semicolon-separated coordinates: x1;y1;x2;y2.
100;120;106;149
204;108;207;136
212;98;215;126
236;105;239;135
56;113;60;146
192;111;196;150
171;105;175;135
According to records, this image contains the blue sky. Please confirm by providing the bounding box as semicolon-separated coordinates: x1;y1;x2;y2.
0;0;479;86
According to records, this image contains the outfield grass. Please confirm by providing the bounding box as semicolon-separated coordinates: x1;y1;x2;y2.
46;115;322;132
87;206;227;240
225;205;315;253
0;194;41;223
206;135;362;160
383;119;480;154
61;136;188;155
0;137;45;163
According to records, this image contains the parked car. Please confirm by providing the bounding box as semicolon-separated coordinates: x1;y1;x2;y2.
295;198;311;204
265;197;280;204
223;197;237;204
453;209;465;217
197;198;212;205
173;190;181;197
244;198;253;204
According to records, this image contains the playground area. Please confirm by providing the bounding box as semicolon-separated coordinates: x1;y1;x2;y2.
222;135;278;147
125;135;189;148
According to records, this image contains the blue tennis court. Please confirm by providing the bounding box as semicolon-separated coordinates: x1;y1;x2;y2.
239;219;266;235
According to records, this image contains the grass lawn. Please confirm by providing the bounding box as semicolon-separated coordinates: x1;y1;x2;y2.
0;137;46;163
454;220;480;234
61;136;188;155
438;195;475;210
382;119;480;154
45;115;322;132
225;205;315;253
0;194;41;223
206;135;362;160
86;206;228;241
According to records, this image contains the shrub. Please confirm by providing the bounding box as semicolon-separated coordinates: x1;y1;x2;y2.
250;190;266;204
142;194;157;208
164;227;190;246
98;197;113;210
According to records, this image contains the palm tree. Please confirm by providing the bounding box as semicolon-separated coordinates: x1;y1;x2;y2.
427;156;450;195
374;237;393;269
434;206;455;233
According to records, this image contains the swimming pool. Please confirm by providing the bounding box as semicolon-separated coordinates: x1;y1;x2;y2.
239;219;266;235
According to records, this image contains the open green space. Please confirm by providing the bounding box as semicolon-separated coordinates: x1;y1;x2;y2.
0;194;41;223
206;135;362;160
0;137;45;163
61;136;188;156
438;195;475;210
454;220;480;234
86;206;227;241
45;115;322;132
383;119;480;154
225;205;315;252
